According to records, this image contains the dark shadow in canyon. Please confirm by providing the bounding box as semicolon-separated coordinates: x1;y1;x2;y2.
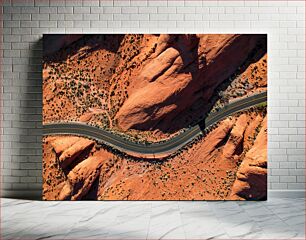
170;34;267;134
43;34;267;136
43;34;125;64
135;34;267;134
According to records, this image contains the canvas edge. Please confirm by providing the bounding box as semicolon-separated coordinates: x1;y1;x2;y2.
1;190;304;200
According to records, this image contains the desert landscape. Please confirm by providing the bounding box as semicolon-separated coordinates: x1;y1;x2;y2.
43;34;267;200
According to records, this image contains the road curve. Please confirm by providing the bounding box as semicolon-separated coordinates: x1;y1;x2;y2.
43;91;267;158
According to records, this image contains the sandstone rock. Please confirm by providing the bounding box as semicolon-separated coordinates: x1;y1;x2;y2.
201;118;234;155
43;82;56;101
152;34;175;57
59;138;94;168
243;114;263;149
59;150;112;200
42;34;267;200
50;136;80;154
116;34;266;132
43;137;68;200
79;112;94;122
58;181;73;200
44;111;267;200
222;114;247;158
229;116;267;200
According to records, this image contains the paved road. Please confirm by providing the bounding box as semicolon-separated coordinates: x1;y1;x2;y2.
43;91;267;158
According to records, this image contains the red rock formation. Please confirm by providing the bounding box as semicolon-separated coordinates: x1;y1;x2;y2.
42;34;267;201
222;114;247;158
229;116;267;200
49;136;80;154
43;109;267;200
59;150;112;200
58;138;94;168
116;34;266;131
43;141;67;200
79;112;94;122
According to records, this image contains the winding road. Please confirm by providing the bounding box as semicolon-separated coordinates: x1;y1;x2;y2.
43;91;267;158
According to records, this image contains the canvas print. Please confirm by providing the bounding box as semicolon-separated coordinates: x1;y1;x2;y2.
43;34;267;200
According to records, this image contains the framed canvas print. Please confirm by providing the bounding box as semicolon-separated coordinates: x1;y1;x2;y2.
42;34;267;200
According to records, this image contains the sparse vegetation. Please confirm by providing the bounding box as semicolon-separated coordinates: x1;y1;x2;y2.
43;34;267;201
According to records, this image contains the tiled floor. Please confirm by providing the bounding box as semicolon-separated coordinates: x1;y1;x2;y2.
1;197;305;239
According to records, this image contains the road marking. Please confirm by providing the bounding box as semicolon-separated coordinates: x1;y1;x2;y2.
43;92;267;156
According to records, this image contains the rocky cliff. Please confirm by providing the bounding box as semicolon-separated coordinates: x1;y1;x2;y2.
43;109;267;200
43;34;267;200
116;34;266;132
